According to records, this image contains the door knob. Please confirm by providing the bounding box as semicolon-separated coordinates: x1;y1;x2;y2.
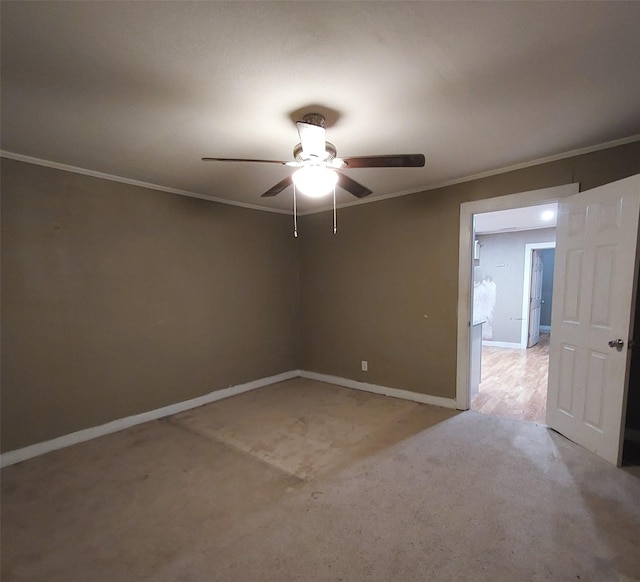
608;338;624;351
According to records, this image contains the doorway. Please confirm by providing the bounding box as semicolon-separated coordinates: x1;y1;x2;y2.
457;176;640;466
469;208;557;423
455;183;579;414
522;243;556;348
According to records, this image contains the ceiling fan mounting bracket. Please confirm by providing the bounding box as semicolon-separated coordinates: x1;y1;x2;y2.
301;112;326;128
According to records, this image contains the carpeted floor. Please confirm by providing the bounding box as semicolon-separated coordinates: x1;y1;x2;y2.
2;378;640;581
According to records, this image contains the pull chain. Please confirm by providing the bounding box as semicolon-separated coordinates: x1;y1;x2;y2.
293;183;298;238
333;185;337;234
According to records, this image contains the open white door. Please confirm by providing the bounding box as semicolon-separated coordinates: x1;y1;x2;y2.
546;174;640;465
527;250;543;347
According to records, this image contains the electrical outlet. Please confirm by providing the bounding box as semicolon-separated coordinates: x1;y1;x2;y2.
361;360;368;372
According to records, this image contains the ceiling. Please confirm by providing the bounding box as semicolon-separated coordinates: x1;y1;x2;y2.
475;203;557;235
2;2;640;214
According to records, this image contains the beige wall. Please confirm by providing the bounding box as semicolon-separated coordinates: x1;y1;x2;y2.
3;141;640;452
1;159;299;451
299;141;640;398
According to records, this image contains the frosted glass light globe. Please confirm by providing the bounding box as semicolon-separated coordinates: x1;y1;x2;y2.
292;166;338;198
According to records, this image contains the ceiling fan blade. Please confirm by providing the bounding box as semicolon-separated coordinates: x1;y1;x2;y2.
202;157;288;165
260;175;293;198
336;171;373;198
296;121;326;158
341;154;425;168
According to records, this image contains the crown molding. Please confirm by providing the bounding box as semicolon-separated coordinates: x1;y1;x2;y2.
0;151;291;215
3;133;639;216
298;134;640;215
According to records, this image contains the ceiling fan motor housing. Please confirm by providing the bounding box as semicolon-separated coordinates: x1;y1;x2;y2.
293;141;337;163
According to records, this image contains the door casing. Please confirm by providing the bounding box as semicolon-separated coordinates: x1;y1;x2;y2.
522;242;556;348
456;183;579;410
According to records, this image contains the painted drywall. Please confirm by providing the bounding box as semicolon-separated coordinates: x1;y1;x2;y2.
3;141;640;451
475;228;556;344
298;141;640;398
1;159;299;451
539;248;555;327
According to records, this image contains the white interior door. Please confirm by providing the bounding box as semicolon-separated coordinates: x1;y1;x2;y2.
546;174;640;465
528;250;543;347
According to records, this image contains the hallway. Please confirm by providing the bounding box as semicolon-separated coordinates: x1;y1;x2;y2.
471;333;549;424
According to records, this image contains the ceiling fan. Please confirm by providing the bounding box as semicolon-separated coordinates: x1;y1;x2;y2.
202;113;425;199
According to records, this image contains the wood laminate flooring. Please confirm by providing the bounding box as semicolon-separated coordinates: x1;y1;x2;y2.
471;333;549;424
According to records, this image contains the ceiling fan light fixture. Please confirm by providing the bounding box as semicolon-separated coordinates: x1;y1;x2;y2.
292;166;338;198
203;111;424;203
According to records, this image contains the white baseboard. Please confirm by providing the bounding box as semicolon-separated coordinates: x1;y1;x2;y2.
0;370;300;468
1;369;457;468
482;340;522;349
539;325;551;332
300;370;457;409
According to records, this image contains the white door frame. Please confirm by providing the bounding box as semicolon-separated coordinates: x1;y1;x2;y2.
456;183;579;410
521;242;556;348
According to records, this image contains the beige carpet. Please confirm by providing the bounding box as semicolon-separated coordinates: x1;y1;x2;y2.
2;378;640;581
